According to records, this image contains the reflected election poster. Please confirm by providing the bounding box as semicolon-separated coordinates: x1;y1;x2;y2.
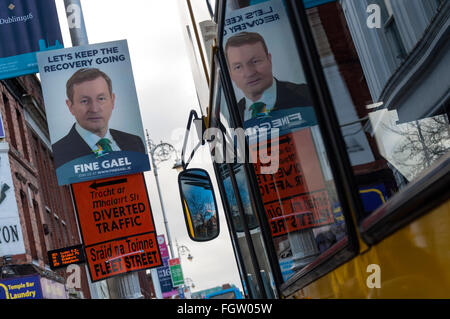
223;0;335;239
36;40;150;185
0;0;63;80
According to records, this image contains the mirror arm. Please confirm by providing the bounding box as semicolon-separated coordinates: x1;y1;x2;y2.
185;140;203;170
181;109;206;170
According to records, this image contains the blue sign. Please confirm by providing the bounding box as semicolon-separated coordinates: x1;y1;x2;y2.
249;0;337;9
37;40;150;186
359;184;387;213
0;275;43;299
0;0;64;80
157;257;175;294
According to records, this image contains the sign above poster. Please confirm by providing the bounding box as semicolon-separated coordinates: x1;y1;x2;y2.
0;0;63;80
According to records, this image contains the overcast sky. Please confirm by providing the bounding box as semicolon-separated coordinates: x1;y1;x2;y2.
54;0;241;295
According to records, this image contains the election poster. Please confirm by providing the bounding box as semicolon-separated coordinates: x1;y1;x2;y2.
71;173;162;282
223;0;309;108
0;0;63;80
37;40;150;186
0;151;25;257
169;258;184;287
223;0;339;242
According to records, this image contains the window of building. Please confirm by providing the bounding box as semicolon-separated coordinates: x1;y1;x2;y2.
375;0;407;63
20;190;38;260
16;109;30;161
2;93;17;149
32;199;48;264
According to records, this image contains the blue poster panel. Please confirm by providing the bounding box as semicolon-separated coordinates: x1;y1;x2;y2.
0;0;63;80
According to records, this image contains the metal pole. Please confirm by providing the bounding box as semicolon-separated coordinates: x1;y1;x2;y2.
63;0;142;299
63;0;89;46
150;143;175;259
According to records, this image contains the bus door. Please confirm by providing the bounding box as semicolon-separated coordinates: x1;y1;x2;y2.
212;0;362;297
208;66;278;298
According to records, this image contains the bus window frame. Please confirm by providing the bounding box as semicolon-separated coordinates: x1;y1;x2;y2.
299;1;450;245
360;154;450;245
215;0;362;297
209;53;279;298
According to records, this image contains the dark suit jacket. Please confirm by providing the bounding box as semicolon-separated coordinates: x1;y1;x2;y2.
237;79;312;121
52;124;146;168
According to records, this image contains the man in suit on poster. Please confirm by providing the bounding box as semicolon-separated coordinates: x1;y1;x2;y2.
225;31;313;122
52;68;145;168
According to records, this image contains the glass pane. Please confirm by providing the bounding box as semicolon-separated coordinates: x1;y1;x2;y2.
212;79;277;297
221;0;349;282
307;1;449;220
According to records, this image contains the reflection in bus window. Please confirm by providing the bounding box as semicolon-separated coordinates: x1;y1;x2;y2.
306;0;449;220
213;83;277;297
222;0;349;282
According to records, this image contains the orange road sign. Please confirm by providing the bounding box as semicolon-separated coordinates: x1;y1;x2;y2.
71;173;162;282
251;128;334;237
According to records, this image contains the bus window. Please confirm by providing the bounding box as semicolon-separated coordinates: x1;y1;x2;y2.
305;1;449;227
210;73;278;297
220;0;352;283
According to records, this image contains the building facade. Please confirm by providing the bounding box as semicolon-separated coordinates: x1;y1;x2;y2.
0;75;91;299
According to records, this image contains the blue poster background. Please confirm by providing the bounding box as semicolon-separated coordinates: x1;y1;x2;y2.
0;0;63;79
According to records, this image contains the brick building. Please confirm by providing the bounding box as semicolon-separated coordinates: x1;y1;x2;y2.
0;75;91;299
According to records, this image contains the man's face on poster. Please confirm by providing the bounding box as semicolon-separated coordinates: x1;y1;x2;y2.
66;76;115;137
227;41;273;101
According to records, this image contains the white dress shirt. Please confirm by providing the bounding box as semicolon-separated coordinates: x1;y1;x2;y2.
243;79;277;121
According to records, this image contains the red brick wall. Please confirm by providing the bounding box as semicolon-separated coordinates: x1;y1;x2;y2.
0;77;91;299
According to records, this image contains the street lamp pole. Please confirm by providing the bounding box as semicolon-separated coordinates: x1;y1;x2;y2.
176;240;194;298
146;130;177;259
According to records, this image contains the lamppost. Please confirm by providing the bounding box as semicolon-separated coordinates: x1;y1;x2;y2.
185;277;195;289
177;240;194;262
145;130;182;259
176;240;194;298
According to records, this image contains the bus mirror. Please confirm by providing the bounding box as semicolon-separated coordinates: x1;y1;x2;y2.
178;168;219;242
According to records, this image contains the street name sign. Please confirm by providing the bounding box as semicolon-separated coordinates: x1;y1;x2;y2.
71;173;162;282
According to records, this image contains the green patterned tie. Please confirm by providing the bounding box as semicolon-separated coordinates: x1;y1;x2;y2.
250;102;266;119
96;138;112;154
